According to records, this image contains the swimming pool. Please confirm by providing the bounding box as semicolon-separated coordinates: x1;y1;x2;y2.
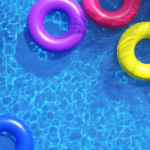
0;0;150;149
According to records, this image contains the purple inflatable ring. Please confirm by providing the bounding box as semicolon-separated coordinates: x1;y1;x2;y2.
27;0;86;53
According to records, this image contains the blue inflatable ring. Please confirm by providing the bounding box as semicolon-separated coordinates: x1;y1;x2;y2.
0;115;33;150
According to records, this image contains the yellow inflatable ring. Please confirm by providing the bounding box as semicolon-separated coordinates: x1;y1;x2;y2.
117;22;150;81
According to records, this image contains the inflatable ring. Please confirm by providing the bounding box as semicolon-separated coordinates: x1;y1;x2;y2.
27;0;86;53
117;22;150;81
82;0;141;29
0;115;33;150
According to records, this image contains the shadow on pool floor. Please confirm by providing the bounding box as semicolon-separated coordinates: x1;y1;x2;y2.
15;27;74;78
0;133;16;150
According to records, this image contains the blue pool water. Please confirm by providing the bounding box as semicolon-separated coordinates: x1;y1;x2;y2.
0;0;150;149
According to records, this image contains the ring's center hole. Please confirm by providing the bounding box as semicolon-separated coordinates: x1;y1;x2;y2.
44;11;69;36
135;39;150;64
99;0;124;12
0;132;16;150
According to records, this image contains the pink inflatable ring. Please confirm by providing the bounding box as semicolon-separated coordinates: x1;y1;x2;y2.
82;0;141;29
